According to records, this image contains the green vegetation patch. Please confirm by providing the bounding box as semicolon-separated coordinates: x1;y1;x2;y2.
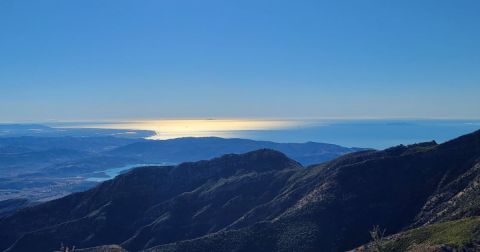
383;217;480;251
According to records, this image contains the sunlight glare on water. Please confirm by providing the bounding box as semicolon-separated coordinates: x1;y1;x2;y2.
58;119;480;148
76;119;305;140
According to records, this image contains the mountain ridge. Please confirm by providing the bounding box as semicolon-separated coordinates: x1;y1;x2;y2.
0;149;302;252
1;130;479;251
107;136;364;166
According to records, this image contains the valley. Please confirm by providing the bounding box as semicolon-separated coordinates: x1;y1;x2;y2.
0;126;361;203
1;129;479;251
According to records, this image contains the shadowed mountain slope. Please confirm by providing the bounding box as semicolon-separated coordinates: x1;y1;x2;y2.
147;130;480;252
1;130;480;252
0;149;302;252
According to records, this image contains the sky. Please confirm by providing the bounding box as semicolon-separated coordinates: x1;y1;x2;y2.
1;0;479;122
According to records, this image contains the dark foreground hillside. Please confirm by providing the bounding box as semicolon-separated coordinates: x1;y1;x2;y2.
351;217;480;251
1;130;480;251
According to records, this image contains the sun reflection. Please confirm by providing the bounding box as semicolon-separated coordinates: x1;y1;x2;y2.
75;119;304;140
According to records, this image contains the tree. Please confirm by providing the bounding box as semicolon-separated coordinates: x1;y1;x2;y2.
369;225;386;252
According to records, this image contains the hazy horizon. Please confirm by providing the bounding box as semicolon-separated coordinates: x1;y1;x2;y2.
1;118;477;149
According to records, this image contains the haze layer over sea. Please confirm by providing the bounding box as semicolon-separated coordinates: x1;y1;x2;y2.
52;119;480;149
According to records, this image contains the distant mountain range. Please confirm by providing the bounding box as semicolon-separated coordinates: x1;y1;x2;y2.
1;130;479;251
0;135;362;177
107;137;364;166
0;133;361;203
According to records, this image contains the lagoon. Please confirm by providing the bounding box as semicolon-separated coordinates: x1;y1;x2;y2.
86;163;173;182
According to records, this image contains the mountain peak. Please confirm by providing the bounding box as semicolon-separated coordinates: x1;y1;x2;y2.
3;130;480;252
217;148;295;164
176;148;302;175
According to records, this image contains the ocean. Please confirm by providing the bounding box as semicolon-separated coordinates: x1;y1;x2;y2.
62;119;480;149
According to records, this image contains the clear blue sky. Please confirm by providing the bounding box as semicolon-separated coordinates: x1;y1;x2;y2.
1;0;479;121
